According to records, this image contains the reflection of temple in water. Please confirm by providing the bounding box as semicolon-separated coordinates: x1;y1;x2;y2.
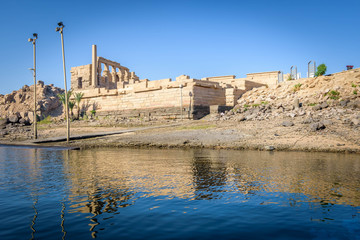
3;147;360;239
64;149;360;213
61;148;360;237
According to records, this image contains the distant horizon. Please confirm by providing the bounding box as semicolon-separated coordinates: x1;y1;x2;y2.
1;0;359;94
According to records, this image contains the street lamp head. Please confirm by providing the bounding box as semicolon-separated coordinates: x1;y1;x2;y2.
33;33;38;39
28;38;33;42
57;22;64;27
56;27;60;32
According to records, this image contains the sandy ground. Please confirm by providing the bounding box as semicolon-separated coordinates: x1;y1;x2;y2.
4;117;355;153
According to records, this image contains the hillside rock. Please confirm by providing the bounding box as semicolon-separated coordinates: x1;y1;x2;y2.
0;82;64;123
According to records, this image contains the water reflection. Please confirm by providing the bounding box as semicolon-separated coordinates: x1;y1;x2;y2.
191;151;228;200
30;198;37;240
1;147;360;239
64;149;360;209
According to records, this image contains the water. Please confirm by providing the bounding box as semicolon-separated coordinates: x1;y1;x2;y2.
0;147;359;240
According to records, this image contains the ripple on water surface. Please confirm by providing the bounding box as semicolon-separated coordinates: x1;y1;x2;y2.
0;147;359;239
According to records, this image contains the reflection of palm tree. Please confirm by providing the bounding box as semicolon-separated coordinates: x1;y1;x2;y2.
30;198;38;240
85;188;135;238
61;202;66;240
89;216;99;238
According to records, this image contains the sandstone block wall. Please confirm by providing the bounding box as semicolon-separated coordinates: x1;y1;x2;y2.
70;45;284;119
246;71;280;88
70;64;92;90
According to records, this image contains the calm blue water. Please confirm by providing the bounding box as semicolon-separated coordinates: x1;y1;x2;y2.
0;147;359;240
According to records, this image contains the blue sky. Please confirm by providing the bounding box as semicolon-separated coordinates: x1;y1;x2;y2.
0;0;359;94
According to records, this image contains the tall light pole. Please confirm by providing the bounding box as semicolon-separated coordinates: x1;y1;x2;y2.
28;33;38;139
56;22;70;143
179;84;183;120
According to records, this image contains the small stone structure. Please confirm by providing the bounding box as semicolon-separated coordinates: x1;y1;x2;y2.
71;45;280;119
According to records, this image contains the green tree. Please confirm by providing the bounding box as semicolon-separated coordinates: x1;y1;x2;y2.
58;90;73;105
68;101;75;119
58;90;73;119
315;64;327;77
74;92;84;119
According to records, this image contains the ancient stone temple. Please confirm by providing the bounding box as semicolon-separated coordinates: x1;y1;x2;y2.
71;45;280;119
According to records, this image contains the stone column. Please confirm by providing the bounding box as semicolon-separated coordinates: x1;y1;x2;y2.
124;70;129;82
91;45;97;87
111;66;117;88
103;64;111;89
117;68;124;82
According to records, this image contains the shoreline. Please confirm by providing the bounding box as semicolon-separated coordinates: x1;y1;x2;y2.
3;118;355;154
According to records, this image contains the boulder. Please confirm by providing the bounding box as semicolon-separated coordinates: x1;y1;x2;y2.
310;122;326;131
0;129;8;137
282;121;294;127
320;102;329;109
19;118;27;125
245;113;257;121
348;100;360;109
351;118;360;126
28;112;34;123
236;114;246;122
37;80;45;87
321;120;333;126
264;146;275;151
339;99;350;107
303;117;314;124
8;114;19;123
22;85;30;92
293;98;300;109
313;105;322;111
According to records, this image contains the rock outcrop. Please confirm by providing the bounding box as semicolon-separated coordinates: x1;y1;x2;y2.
0;81;64;124
209;68;360;135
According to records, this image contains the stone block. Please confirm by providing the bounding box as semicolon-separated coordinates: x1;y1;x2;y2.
8;114;19;123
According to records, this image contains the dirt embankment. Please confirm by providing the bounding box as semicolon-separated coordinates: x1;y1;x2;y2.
1;69;360;153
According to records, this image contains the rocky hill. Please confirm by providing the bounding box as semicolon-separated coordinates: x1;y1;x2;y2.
0;81;64;125
212;68;360;126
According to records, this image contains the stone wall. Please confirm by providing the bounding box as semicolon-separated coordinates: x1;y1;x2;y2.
246;71;280;88
70;64;92;90
70;45;283;119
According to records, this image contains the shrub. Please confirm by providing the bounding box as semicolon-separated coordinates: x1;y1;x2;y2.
326;90;340;100
293;83;302;92
90;109;96;116
315;64;327;77
352;83;357;88
308;103;317;106
38;116;52;125
353;90;358;95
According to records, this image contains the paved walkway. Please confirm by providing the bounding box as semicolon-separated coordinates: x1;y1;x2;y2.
30;124;179;144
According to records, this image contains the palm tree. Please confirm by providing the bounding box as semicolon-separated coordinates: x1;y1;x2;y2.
58;89;73;105
58;90;73;119
74;92;84;119
68;101;75;119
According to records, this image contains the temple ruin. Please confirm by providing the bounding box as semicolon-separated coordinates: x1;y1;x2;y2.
71;45;280;119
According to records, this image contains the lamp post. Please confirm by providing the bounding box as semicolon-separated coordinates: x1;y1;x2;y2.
179;84;183;120
56;22;70;143
28;33;38;139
